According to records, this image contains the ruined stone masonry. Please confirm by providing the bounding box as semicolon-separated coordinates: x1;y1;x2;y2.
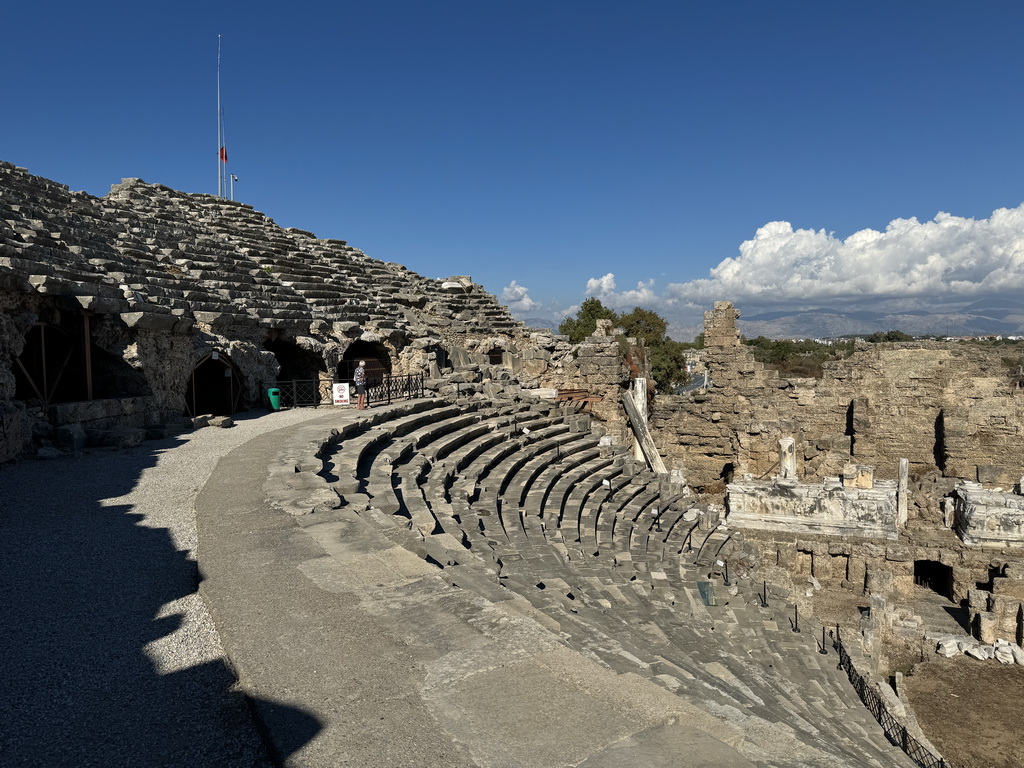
654;301;1024;490
655;301;1024;698
0;163;634;462
7;162;1010;764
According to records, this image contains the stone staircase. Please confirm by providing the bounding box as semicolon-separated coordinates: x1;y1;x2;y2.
294;397;916;768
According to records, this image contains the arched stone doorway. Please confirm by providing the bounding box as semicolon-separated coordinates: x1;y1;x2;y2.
185;351;243;417
13;322;84;406
13;311;151;407
338;341;391;385
264;337;326;381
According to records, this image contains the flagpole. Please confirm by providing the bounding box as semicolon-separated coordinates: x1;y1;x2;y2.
217;35;222;197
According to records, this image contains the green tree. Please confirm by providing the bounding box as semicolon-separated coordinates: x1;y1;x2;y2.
866;330;913;343
617;307;668;346
648;338;690;391
558;297;618;343
743;335;854;378
558;301;689;391
619;307;687;390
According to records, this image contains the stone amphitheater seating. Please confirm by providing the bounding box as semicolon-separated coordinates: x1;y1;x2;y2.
271;396;915;767
0;162;522;335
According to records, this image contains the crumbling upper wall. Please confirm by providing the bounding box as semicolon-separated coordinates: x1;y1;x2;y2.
653;301;1024;491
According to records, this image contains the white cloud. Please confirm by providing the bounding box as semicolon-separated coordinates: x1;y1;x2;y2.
500;280;539;313
583;272;660;309
664;205;1024;307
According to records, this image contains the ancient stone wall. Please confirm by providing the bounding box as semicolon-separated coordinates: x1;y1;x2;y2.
0;162;543;458
653;301;1024;491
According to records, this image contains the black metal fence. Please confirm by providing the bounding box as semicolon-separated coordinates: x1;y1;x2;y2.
277;379;326;408
366;373;424;405
835;630;951;768
276;374;425;408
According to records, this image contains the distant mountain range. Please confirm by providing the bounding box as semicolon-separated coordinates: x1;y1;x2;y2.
520;298;1024;341
521;317;559;331
738;298;1024;339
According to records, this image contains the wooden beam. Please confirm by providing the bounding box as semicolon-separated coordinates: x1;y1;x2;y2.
622;390;667;475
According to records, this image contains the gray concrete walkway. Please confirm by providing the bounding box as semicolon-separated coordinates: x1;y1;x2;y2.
0;407;348;767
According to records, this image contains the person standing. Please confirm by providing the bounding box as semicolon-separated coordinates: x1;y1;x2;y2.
354;360;367;410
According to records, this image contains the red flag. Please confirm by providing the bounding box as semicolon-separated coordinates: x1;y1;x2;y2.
219;146;228;163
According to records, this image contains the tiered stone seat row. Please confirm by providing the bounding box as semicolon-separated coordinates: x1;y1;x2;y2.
303;399;913;767
0;162;524;334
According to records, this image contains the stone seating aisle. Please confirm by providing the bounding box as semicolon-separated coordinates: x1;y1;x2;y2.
300;398;915;767
491;493;910;767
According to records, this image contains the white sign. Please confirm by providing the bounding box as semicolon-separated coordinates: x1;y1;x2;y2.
332;383;351;406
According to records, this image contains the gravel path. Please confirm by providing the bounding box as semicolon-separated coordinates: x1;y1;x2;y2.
0;408;341;767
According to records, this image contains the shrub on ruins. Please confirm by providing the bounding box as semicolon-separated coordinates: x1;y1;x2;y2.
558;298;618;343
616;307;688;389
743;336;854;378
558;301;688;391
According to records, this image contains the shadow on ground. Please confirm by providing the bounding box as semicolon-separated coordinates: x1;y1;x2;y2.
0;433;321;767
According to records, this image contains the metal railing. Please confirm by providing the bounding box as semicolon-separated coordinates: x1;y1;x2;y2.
275;374;425;409
277;379;328;408
366;373;424;406
835;629;951;768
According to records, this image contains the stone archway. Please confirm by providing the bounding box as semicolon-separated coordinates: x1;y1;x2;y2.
13;310;152;408
185;351;243;417
13;321;82;406
338;341;391;385
265;337;326;381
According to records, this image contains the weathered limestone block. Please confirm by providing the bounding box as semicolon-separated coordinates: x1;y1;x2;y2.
811;551;834;582
727;477;898;539
977;464;1017;486
0;403;33;462
100;427;146;448
846;555;867;591
842;463;874;489
865;566;894;594
55;423;87;450
952;481;1024;548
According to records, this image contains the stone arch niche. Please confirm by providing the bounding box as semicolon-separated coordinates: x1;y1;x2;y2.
338;340;391;384
13;309;150;407
486;347;505;366
14;321;83;406
185;351;243;417
264;336;326;382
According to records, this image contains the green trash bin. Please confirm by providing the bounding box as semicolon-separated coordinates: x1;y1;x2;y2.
267;387;282;411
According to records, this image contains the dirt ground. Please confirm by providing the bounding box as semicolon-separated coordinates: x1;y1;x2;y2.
901;656;1024;768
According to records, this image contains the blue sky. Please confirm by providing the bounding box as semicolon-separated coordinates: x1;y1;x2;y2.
4;2;1024;332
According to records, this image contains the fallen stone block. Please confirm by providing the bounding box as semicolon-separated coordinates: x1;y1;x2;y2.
963;644;989;661
101;428;146;449
994;645;1015;664
936;639;959;657
55;423;87;451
